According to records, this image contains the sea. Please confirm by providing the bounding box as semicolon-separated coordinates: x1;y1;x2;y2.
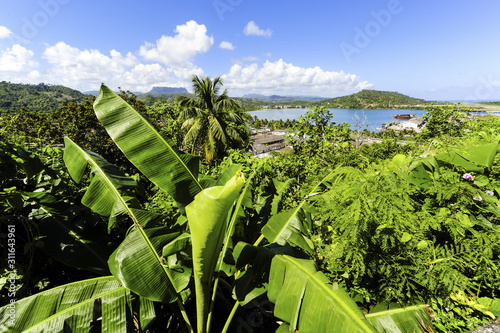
247;108;428;132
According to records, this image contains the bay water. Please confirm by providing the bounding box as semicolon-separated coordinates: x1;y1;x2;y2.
248;108;427;132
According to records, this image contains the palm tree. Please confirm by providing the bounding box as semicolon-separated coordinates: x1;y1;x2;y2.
177;75;251;163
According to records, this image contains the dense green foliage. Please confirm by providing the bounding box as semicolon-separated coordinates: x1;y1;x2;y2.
0;82;88;113
420;104;471;139
0;86;436;333
2;78;500;332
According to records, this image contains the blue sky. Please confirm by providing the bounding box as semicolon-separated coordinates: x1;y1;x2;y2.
0;0;499;100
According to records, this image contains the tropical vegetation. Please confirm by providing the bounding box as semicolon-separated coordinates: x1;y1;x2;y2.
177;76;251;164
0;80;499;332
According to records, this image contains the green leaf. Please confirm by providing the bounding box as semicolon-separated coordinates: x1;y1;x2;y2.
186;172;245;332
108;228;191;303
63;137;140;220
261;171;335;253
365;304;434;333
435;142;498;172
262;208;315;253
94;84;203;206
268;251;376;332
216;170;256;277
0;276;135;333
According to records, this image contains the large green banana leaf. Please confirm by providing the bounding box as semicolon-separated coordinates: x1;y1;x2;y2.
186;172;245;332
216;169;255;277
93;84;203;206
64;138;190;303
0;276;154;333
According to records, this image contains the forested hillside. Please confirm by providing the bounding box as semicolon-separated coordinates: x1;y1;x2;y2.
316;89;427;109
0;82;88;113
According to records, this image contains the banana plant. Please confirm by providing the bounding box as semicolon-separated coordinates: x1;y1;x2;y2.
0;84;435;332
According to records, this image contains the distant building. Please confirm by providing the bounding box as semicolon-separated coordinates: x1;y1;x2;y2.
252;134;285;155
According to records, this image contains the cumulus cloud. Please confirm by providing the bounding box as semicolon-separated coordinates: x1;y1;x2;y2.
0;44;39;83
221;59;373;96
139;20;213;68
219;41;235;50
0;44;38;72
243;21;273;38
41;42;180;91
0;26;12;39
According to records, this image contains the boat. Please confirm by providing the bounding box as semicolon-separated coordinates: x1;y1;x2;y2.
394;114;415;119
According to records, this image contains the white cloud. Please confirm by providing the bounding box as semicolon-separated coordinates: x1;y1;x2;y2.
0;44;39;84
243;21;273;38
0;26;12;39
0;44;38;72
221;59;373;96
219;41;235;50
139;20;213;68
242;56;258;62
41;42;179;92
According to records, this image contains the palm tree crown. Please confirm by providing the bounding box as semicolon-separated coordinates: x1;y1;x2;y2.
177;75;250;164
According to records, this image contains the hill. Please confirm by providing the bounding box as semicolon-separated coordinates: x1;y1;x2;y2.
315;90;427;109
145;86;188;94
0;82;88;113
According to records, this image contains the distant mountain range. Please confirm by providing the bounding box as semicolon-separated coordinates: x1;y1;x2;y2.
242;94;325;102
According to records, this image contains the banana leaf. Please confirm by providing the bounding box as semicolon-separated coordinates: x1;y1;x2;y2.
63;136;140;226
0;276;154;333
64;138;189;303
186;172;245;332
21;189;115;274
108;227;192;303
365;304;434;333
216;169;256;277
233;243;374;332
93;84;203;206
